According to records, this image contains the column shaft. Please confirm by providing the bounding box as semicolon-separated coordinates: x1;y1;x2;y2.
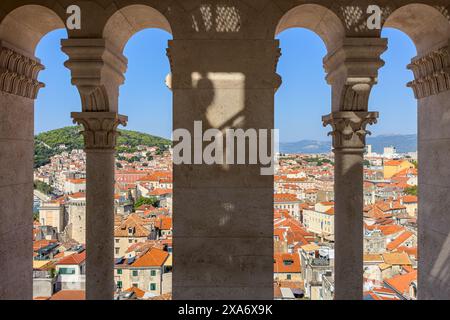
323;111;378;300
408;46;450;299
63;38;128;300
323;38;386;300
85;149;115;300
0;93;34;299
334;149;364;299
72;112;127;300
0;42;44;299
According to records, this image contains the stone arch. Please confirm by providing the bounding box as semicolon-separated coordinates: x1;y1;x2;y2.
0;4;65;55
103;4;172;53
275;4;345;54
384;3;450;56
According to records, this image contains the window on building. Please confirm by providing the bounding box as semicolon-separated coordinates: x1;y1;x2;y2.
150;283;156;291
132;283;138;288
58;268;76;275
287;274;291;280
115;248;119;254
117;269;122;275
117;281;122;289
132;270;138;277
283;260;294;266
150;270;156;276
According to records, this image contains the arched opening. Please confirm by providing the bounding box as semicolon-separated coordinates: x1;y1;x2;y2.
363;3;450;300
103;5;174;300
363;27;418;299
274;4;343;300
0;5;65;55
383;4;450;56
103;4;172;53
0;5;70;300
276;4;345;54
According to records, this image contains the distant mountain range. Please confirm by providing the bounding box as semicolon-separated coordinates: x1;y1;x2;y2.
280;134;417;154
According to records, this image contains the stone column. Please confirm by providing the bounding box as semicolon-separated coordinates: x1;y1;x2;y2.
72;112;127;300
407;44;450;299
0;41;44;299
62;39;128;300
168;39;281;300
323;111;378;300
322;38;386;300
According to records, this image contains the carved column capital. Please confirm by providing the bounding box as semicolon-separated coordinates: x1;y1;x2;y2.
62;39;128;112
407;45;450;99
0;42;45;99
322;111;378;150
71;112;128;150
324;38;387;111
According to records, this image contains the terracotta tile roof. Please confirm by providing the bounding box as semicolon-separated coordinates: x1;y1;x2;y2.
114;214;150;238
56;251;86;265
68;192;86;199
131;248;169;267
67;178;85;184
387;231;414;251
157;217;172;230
402;195;418;203
274;253;301;274
378;263;392;271
364;287;400;300
384;160;404;166
364;205;392;220
274;209;290;220
364;254;383;263
393;168;417;177
136;204;156;211
49;290;85;300
397;246;418;259
149;188;172;196
382;252;412;266
124;287;146;298
274;193;299;203
384;270;417;296
125;241;161;254
376;224;405;236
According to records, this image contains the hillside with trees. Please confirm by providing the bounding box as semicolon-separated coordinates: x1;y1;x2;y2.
34;126;171;168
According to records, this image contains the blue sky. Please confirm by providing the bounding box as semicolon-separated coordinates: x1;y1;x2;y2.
35;28;417;142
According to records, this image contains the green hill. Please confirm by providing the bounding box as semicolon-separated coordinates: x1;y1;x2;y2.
34;126;171;168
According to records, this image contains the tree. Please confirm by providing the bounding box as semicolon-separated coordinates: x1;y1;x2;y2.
34;180;54;195
134;196;159;209
404;185;418;196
